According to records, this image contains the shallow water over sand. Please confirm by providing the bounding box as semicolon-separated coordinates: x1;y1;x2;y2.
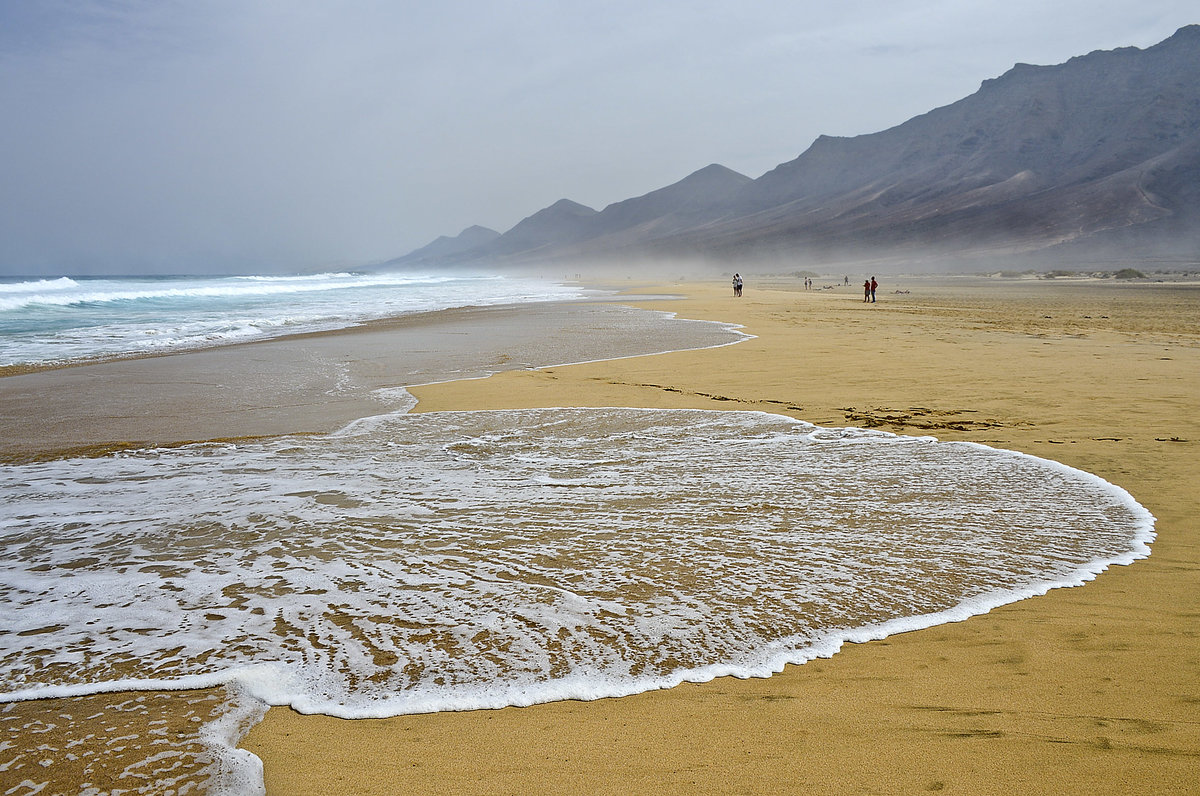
0;407;1153;792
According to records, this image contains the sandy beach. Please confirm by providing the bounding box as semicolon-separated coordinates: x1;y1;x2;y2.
3;275;1198;794
240;275;1200;794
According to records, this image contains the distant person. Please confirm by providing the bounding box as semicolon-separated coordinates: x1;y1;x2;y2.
844;276;849;285
870;276;878;303
733;273;743;297
863;279;871;302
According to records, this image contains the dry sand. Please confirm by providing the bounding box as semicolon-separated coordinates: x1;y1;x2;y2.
240;276;1200;795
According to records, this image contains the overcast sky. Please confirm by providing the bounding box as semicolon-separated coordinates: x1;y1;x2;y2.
1;1;1195;275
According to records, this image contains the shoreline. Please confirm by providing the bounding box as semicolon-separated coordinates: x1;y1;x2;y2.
0;297;742;462
243;276;1200;794
0;291;680;378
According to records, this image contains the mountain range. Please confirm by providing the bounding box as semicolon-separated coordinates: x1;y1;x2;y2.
389;25;1200;273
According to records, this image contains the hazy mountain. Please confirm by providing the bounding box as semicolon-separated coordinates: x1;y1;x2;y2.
659;23;1200;267
487;198;598;257
395;25;1200;271
588;163;752;236
385;224;500;267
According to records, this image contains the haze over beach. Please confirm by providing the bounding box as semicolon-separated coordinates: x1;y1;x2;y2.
1;3;1199;796
0;1;1197;277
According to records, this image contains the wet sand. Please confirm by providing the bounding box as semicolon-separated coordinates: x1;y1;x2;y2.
0;299;739;461
241;276;1200;794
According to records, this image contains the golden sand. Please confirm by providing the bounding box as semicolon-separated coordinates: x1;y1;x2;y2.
241;276;1200;794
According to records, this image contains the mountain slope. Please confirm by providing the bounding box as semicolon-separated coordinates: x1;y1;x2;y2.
653;24;1200;265
395;25;1200;270
589;163;752;236
487;199;599;257
386;225;500;267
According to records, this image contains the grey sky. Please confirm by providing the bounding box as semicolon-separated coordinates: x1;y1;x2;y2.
0;1;1194;275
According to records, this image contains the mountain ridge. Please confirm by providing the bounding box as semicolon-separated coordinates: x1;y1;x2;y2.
392;25;1200;272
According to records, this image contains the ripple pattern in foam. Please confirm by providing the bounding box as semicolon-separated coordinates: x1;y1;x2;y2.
0;409;1152;717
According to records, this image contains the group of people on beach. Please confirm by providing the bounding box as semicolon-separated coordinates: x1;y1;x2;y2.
863;276;877;303
732;273;879;302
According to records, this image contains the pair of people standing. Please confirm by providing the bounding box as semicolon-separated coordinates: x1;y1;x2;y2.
732;273;743;297
863;276;877;303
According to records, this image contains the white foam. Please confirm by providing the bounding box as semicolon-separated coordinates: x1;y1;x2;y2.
0;272;592;366
0;272;500;312
0;409;1153;704
0;276;80;295
0;408;1154;793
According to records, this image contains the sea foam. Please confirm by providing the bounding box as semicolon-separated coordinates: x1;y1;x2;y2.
0;409;1153;708
0;408;1154;793
0;271;590;366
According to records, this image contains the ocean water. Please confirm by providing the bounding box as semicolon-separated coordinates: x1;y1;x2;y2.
0;407;1154;794
0;272;588;368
